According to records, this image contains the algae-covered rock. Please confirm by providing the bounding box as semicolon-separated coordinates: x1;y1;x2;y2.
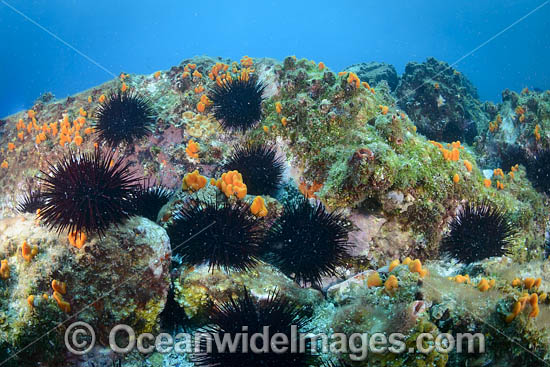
395;57;487;144
345;61;399;91
324;258;550;366
478;88;550;190
172;262;323;323
0;215;170;366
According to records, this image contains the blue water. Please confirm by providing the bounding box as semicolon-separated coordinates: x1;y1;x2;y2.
0;0;548;118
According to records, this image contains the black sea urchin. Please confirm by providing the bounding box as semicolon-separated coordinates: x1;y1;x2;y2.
440;201;514;264
209;74;266;131
93;90;156;146
224;143;285;196
16;186;45;214
193;289;316;367
132;181;173;222
321;360;352;367
525;150;550;194
39;148;140;235
166;200;262;271
263;197;350;285
159;285;191;332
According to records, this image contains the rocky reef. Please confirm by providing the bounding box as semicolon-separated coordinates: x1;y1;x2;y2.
395;57;488;144
344;61;399;91
0;55;549;366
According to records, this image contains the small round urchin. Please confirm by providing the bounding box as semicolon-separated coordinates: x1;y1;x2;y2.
193;289;316;367
209;74;266;131
132;181;173;222
224;143;284;196
262;197;350;285
440;201;514;264
16;187;45;214
166;200;263;271
93;90;156;146
39;148;140;235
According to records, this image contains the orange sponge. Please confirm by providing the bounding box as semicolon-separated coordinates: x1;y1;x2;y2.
250;196;268;217
367;272;382;288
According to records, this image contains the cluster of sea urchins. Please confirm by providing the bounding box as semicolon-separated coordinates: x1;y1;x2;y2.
166;194;351;286
440;201;514;264
166;199;263;272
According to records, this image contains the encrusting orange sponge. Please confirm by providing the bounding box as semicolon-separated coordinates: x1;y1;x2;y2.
367;272;382;288
275;102;282;114
347;72;360;88
384;275;399;292
408;259;429;277
451;274;470;284
215;170;248;199
388;259;400;272
524;277;537;289
53;291;71;313
477;278;491;292
250;196;268;217
185;139;200;159
52;279;67;295
182;170;207;192
529;293;540;318
68;231;87;249
27;295;35;308
505;301;522;323
0;259;9;279
21;240;38;262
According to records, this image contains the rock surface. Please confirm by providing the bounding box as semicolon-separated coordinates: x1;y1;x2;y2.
395;57;487;144
0;215;170;365
345;61;399;91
